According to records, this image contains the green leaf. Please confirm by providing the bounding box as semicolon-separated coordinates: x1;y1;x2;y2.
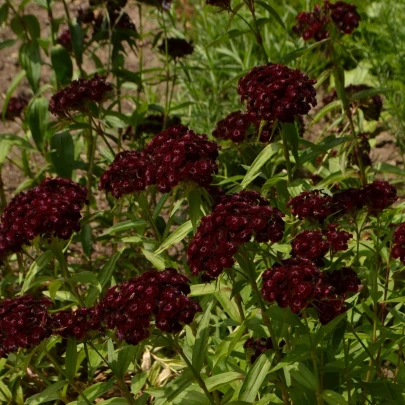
281;122;299;165
1;70;26;120
77;380;116;405
69;20;84;65
141;248;166;270
23;15;41;39
0;4;8;26
65;337;78;381
205;372;245;392
85;249;124;307
192;300;213;373
27;97;49;151
239;352;274;402
21;251;53;294
26;381;68;405
51;45;73;85
256;1;286;30
50;131;74;178
131;372;148;395
321;390;348;405
96;399;130;405
105;113;129;129
112;68;141;85
159;370;194;404
312;100;342;123
71;272;101;291
206;29;251;49
190;283;220;297
19;41;41;92
154;220;192;254
0;39;17;50
240;143;282;189
100;220;147;237
80;223;92;257
280;39;329;64
288;362;317;390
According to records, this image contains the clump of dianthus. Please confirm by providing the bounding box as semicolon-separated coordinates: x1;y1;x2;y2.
4;94;30;120
293;1;360;42
51;308;93;340
158;38;194;59
261;258;360;323
145;125;219;193
0;295;53;358
94;269;202;344
187;191;284;279
238;63;317;123
57;29;72;51
244;337;273;364
49;74;113;117
212;111;278;143
99;151;156;198
362;181;397;213
0;178;88;258
323;84;383;121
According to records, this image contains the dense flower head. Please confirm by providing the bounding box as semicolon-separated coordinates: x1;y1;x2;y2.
331;187;364;214
95;269;202;345
5;94;29;120
99;151;156;198
57;29;72;51
293;1;360;42
158;38;194;59
0;178;88;258
324;84;383;121
392;223;405;264
262;259;361;323
238;63;317;123
0;295;53;358
145;125;219;193
244;337;273;364
325;224;352;251
124;114;181;140
292;230;329;260
362;180;397;213
293;4;330;41
329;1;360;34
51;308;93;340
212;111;278;143
288;190;333;222
187;191;284;279
49;74;113;116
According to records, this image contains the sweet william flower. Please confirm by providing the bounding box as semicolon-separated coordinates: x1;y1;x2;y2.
99;151;156;198
49;74;113;117
238;63;317;123
158;38;194;59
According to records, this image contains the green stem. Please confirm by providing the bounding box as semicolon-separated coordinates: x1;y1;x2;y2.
45;351;93;405
302;310;323;405
173;342;218;405
137;193;162;243
280;129;293;183
86;115;97;216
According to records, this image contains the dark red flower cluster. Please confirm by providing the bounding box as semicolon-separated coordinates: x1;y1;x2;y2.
99;151;156;198
57;29;72;51
244;337;273;364
293;1;360;42
5;94;29;120
51;308;93;340
329;1;361;34
0;296;53;358
49;74;113;117
292;230;329;260
93;11;136;38
145;125;219;193
288;190;333;222
262;259;360;323
363;181;397;213
324;84;383;121
325;224;352;251
206;0;230;7
292;4;330;41
94;269;202;344
212;111;277;143
77;8;95;25
158;38;194;59
238;63;317;123
187;191;284;279
0;178;88;258
392;223;405;264
331;187;364;214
